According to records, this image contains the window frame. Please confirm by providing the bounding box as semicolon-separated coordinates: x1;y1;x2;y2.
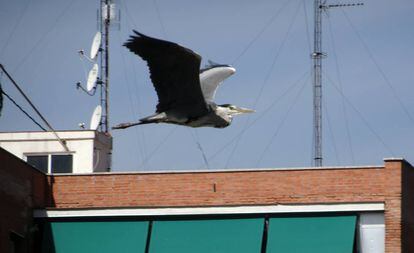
25;152;74;174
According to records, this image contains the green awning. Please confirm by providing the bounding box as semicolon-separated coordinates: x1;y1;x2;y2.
266;215;357;253
149;218;264;253
42;221;149;253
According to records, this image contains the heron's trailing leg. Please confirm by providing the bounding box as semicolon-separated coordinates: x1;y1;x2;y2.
112;121;148;129
112;112;167;130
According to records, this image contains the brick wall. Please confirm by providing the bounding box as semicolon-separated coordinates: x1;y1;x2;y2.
1;146;411;253
47;167;387;208
46;160;412;252
0;148;48;253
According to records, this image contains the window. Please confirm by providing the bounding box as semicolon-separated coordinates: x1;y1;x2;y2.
26;154;73;174
27;155;48;173
51;155;73;173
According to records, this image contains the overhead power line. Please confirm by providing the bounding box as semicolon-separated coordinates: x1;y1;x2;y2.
0;64;69;152
341;9;414;125
1;89;47;131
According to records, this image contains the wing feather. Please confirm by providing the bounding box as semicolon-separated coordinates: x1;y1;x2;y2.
124;31;208;117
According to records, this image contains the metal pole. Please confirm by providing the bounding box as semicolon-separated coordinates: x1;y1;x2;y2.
312;0;323;167
104;0;110;133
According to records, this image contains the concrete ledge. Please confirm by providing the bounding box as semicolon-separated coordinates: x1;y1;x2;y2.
34;202;385;218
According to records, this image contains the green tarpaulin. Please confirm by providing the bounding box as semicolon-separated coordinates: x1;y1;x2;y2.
42;221;149;253
266;215;357;253
149;218;264;253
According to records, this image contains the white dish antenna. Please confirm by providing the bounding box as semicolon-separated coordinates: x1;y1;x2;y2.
90;31;102;59
87;63;99;92
90;105;102;130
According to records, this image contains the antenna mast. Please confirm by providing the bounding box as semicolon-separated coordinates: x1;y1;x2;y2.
76;0;119;133
100;0;111;133
312;0;324;167
311;1;363;167
98;0;120;133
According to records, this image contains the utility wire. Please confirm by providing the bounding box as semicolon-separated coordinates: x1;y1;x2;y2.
152;0;168;39
324;71;395;156
139;126;178;169
0;0;32;58
1;89;47;131
0;64;69;151
326;16;355;164
190;129;210;169
12;0;77;73
118;1;152;165
256;75;308;166
196;71;310;169
231;0;292;65
225;0;302;168
342;9;414;125
302;0;312;55
322;97;340;164
119;0;138;27
115;32;147;165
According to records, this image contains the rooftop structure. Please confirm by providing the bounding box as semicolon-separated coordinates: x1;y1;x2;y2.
1;147;413;252
0;130;112;173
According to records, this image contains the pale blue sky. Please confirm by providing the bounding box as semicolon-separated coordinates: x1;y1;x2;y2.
0;0;413;171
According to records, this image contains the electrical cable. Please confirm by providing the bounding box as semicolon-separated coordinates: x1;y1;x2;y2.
0;64;68;151
225;0;303;168
322;97;340;165
326;15;355;164
121;2;151;161
342;9;414;125
139;126;178;169
190;129;210;169
196;71;310;169
119;0;138;27
12;0;77;73
255;74;308;166
115;32;147;165
0;0;32;59
231;0;292;65
1;89;47;131
152;0;168;39
302;0;312;55
323;71;395;156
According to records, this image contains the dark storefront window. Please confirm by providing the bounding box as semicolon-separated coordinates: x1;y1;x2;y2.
26;155;48;173
51;155;73;173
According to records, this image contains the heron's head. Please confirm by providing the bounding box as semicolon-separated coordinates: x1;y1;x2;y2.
219;104;255;116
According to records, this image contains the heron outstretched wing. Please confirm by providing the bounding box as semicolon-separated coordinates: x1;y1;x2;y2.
199;64;236;102
124;31;208;117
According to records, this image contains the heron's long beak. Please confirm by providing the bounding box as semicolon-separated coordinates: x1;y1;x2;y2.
235;106;255;114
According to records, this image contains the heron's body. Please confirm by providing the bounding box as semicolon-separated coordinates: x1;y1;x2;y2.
139;103;232;128
113;31;253;130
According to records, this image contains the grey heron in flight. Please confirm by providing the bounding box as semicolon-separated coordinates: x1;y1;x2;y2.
113;31;254;130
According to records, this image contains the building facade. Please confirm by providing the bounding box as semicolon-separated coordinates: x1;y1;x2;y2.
1;147;413;252
0;130;112;174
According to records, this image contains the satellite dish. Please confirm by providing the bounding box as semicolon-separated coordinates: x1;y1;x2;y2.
90;31;102;59
90;105;102;130
87;63;99;92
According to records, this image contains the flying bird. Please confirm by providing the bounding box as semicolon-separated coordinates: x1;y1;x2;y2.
113;31;254;129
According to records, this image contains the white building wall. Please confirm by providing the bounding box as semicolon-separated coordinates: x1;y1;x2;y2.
0;130;112;173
